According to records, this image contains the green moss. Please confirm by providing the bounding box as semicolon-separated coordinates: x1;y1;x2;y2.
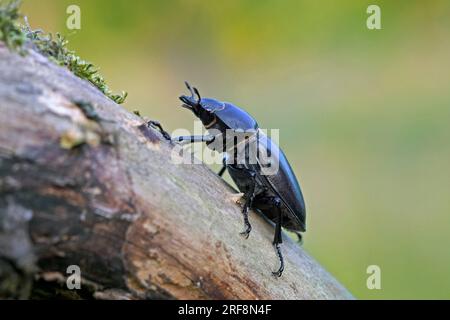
27;32;128;104
0;0;25;52
0;0;127;104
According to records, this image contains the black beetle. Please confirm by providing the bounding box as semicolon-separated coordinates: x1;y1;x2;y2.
152;82;306;277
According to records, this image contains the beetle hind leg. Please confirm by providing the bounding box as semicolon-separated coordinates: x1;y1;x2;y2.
272;198;285;277
273;243;284;277
294;232;304;245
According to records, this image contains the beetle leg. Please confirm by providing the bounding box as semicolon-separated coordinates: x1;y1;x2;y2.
240;171;256;239
173;135;215;145
294;232;304;245
272;198;284;277
218;165;227;177
218;157;227;177
147;120;172;141
240;205;252;239
273;243;284;278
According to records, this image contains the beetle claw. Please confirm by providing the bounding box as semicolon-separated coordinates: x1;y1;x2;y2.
272;270;283;278
239;224;252;239
239;231;250;239
147;120;172;141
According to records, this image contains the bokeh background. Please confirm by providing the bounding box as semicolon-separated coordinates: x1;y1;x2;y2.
21;0;450;299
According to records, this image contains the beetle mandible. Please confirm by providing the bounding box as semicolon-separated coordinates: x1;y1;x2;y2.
153;82;306;277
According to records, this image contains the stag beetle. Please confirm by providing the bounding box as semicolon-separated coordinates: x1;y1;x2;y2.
151;82;306;277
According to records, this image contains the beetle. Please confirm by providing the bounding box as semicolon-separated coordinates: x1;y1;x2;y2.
152;82;306;277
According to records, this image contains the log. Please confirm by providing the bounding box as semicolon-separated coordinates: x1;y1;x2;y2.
0;43;353;300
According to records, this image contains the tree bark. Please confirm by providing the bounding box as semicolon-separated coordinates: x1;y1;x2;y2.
0;43;353;300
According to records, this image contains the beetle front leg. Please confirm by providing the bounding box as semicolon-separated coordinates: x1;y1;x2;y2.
173;135;215;145
147;120;172;141
218;156;227;177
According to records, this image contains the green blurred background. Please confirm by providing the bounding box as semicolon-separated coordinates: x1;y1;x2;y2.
21;0;450;299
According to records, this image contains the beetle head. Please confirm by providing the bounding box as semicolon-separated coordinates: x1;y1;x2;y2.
179;82;258;132
179;82;222;129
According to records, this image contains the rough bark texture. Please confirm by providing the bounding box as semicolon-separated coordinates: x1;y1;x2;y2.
0;43;353;300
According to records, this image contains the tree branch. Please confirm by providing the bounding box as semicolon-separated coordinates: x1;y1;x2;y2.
0;44;353;299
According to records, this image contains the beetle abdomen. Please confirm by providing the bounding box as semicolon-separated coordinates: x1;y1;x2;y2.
256;131;306;232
